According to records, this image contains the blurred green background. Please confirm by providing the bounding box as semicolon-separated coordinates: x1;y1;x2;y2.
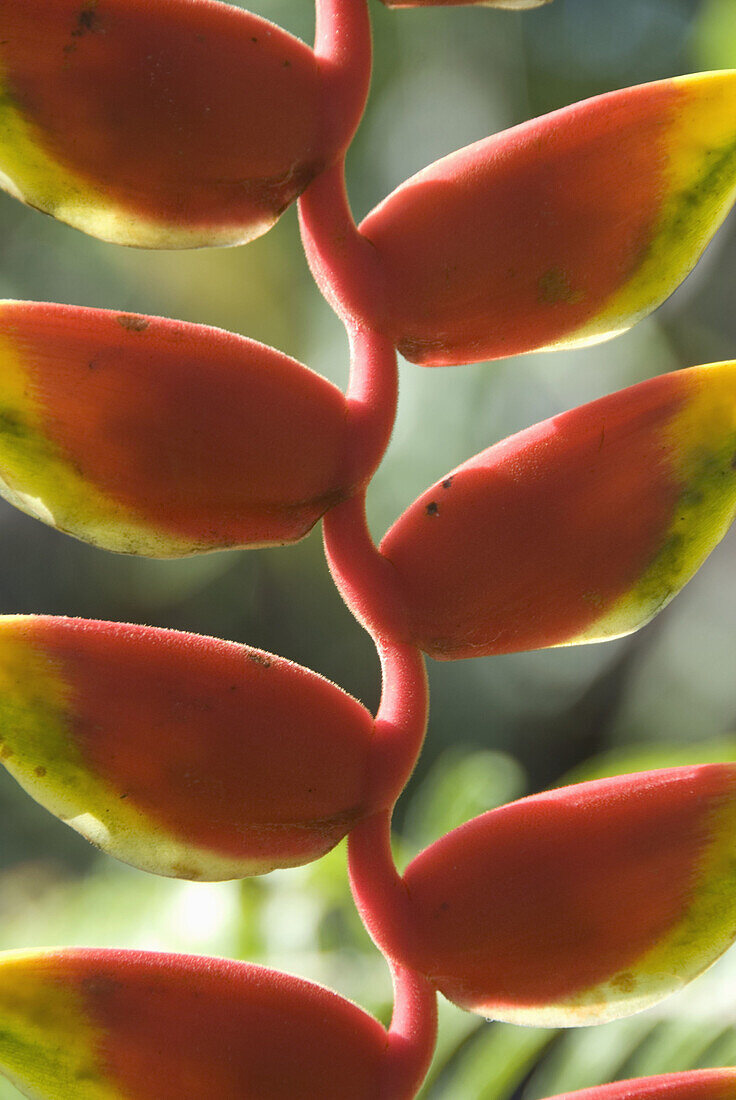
1;0;736;1095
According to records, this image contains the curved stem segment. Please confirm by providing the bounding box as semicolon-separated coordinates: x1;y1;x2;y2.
384;964;438;1100
299;159;386;331
325;494;428;820
323;492;408;642
307;9;434;1094
344;326;398;487
348;812;437;1100
316;0;374;157
314;0;373;156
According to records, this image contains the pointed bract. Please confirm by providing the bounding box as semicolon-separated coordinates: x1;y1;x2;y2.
0;948;388;1099
361;72;736;365
0;0;332;247
0;615;379;879
400;765;736;1025
544;1070;736;1100
381;0;550;7
0;301;356;556
380;362;736;658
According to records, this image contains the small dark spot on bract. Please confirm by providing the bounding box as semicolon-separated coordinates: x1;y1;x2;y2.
731;451;736;470
172;863;202;881
249;652;272;668
442;478;453;490
425;501;439;517
119;792;129;800
72;2;102;39
0;409;28;437
81;974;121;1000
537;267;582;305
612;971;636;994
116;314;149;333
34;765;47;778
251;36;258;43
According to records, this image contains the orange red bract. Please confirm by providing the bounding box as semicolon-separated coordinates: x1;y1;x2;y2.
543;1070;736;1100
0;948;389;1099
381;0;550;6
0;615;379;879
399;765;736;1025
0;0;333;247
0;301;357;556
360;71;736;365
380;362;736;658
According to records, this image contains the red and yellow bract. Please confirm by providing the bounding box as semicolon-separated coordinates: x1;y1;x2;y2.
380;361;736;658
0;615;380;879
398;765;736;1025
0;0;334;247
544;1070;736;1100
381;0;550;7
0;301;357;556
361;71;736;365
0;948;388;1099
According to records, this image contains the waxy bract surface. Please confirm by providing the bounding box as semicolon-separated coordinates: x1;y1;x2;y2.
0;302;356;556
544;1069;736;1100
400;765;736;1025
380;362;736;658
381;1;551;7
361;72;736;365
0;0;330;247
0;616;378;879
0;948;388;1099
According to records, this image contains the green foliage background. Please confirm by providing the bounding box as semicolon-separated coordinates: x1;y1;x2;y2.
0;0;735;1095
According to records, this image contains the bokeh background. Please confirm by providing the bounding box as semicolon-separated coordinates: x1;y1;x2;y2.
1;0;736;1095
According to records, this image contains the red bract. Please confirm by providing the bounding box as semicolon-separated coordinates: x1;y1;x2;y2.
360;71;736;365
0;0;335;247
380;361;736;658
543;1070;736;1100
1;0;734;1096
0;615;380;879
0;948;388;1099
397;765;736;1024
0;301;358;556
381;0;550;6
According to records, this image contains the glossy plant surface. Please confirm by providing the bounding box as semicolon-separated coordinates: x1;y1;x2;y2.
0;0;339;247
0;301;358;555
0;948;390;1099
361;72;736;365
381;362;736;657
0;615;380;879
0;0;734;1098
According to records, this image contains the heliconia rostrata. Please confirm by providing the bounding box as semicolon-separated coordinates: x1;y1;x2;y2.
380;362;736;658
0;301;362;555
0;0;734;1097
0;0;357;247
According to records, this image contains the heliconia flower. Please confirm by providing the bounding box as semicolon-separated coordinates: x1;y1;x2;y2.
542;1069;736;1100
0;301;359;557
397;765;736;1025
379;361;736;659
0;948;389;1098
381;0;550;8
360;71;736;366
0;0;333;247
0;615;380;880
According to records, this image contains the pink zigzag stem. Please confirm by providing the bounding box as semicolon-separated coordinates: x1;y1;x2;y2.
297;3;438;1095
